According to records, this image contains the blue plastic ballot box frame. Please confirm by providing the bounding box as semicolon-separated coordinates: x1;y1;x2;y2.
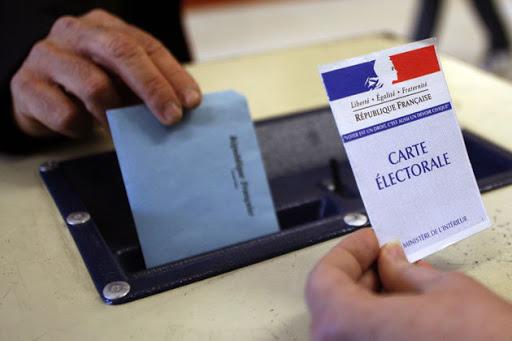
39;106;512;304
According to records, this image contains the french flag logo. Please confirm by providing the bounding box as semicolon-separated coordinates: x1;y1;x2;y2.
322;45;440;101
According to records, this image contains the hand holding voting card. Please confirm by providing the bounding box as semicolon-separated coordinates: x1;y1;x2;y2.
319;39;490;261
108;91;279;268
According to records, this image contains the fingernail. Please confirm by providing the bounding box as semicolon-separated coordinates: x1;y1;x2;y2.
383;240;407;262
182;89;200;107
164;102;182;124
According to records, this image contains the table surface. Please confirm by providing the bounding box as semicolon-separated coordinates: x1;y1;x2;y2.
1;35;511;341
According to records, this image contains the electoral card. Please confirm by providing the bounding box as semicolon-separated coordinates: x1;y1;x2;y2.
108;90;279;268
319;39;490;261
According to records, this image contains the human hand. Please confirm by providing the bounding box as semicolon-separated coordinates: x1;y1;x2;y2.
10;9;201;138
306;228;512;341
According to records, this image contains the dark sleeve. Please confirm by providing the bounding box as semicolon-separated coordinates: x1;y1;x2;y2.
127;1;191;63
0;0;189;154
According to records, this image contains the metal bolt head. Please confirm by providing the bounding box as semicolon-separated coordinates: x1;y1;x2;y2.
66;212;91;226
326;183;336;192
320;180;336;192
39;160;59;172
343;212;368;227
103;281;130;300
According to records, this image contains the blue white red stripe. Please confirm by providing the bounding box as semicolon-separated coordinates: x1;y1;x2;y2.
322;45;440;101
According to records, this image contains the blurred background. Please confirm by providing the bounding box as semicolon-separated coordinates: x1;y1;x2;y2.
183;0;512;78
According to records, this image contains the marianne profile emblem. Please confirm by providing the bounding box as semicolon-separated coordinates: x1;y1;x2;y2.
365;56;398;90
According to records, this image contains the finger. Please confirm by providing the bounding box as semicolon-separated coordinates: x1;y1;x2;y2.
49;16;182;125
378;241;445;293
306;228;379;309
416;260;434;269
11;70;92;138
81;8;126;26
119;25;201;108
12;108;55;137
82;9;202;108
358;267;380;292
25;40;120;126
306;230;381;341
320;228;380;281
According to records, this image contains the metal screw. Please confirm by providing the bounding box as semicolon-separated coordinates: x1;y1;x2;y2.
103;281;130;300
343;212;368;227
321;180;336;192
39;161;59;172
66;212;91;226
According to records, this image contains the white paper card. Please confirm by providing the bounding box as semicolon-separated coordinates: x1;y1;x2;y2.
319;39;490;261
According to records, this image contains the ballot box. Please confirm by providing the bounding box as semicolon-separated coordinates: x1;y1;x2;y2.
40;106;512;304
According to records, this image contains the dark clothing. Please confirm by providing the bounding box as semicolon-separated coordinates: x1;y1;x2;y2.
413;0;510;52
471;0;511;52
0;0;189;153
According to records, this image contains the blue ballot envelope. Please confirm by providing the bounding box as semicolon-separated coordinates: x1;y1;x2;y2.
107;91;280;268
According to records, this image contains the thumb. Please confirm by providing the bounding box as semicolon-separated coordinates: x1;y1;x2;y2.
378;241;443;293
